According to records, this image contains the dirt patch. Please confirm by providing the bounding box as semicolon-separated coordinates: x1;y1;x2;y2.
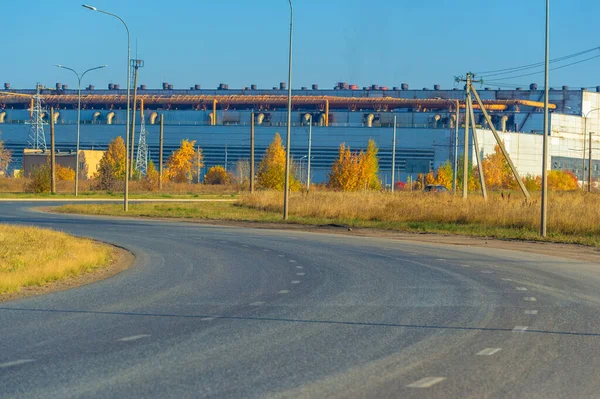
0;245;134;303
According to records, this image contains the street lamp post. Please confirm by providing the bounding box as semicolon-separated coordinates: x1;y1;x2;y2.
283;0;293;220
540;0;550;237
435;97;460;194
307;114;312;190
83;4;131;211
55;64;107;196
583;108;600;190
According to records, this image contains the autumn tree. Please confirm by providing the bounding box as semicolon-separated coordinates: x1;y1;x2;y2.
0;140;12;176
257;133;300;190
481;144;514;189
328;143;360;191
138;161;158;191
25;165;51;193
190;146;205;183
93;136;126;190
359;139;381;190
457;155;479;192
204;165;230;185
165;139;197;183
56;164;75;181
435;162;453;190
548;170;578;191
424;170;436;185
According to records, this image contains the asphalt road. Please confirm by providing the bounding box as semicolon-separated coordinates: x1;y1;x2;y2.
1;202;599;398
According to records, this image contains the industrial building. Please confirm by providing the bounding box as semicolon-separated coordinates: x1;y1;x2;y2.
1;81;599;185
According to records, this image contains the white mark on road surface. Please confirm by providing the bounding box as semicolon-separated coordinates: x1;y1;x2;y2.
288;260;297;263
250;301;265;306
278;290;290;294
481;271;494;274
477;348;502;356
407;377;446;388
296;266;303;269
242;245;249;248
291;280;301;284
523;297;537;302
516;287;528;291
0;359;35;369
436;259;446;261
297;272;305;276
118;334;151;342
501;278;513;281
200;317;215;321
278;254;285;258
524;310;539;315
460;264;471;268
512;326;529;333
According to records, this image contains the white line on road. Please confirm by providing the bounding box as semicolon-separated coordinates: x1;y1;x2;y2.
501;278;513;281
278;254;285;258
296;266;303;269
512;326;529;333
481;271;494;274
297;272;305;276
407;377;446;388
516;287;528;291
200;317;215;321
250;301;265;306
523;297;537;302
278;290;290;294
291;280;301;284
477;348;502;356
289;260;297;263
118;334;151;342
460;264;471;267
0;359;36;369
524;310;539;315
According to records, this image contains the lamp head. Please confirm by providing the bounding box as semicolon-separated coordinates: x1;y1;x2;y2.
82;4;97;11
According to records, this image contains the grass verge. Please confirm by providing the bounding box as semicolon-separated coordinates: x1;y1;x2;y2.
0;224;114;295
54;190;600;247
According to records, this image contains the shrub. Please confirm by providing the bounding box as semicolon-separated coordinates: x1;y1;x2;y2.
204;165;230;185
25;165;51;193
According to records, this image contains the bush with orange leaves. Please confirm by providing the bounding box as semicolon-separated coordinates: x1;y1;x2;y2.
328;139;381;191
164;139;200;183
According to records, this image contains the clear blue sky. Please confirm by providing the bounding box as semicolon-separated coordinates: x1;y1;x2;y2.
2;0;599;90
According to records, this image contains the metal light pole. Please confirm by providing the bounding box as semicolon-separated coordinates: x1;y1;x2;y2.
582;108;600;190
589;131;594;191
55;64;107;196
307;113;312;190
83;4;130;211
540;0;550;237
391;115;397;192
452;100;459;194
283;0;293;220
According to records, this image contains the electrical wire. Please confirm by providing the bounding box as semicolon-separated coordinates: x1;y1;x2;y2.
483;54;600;82
474;46;600;76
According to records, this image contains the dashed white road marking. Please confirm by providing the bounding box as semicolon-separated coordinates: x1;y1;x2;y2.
501;278;513;281
516;287;528;291
524;310;538;315
512;326;529;333
242;245;250;248
523;297;537;302
250;301;265;306
277;254;285;258
481;271;494;274
296;266;303;269
296;272;305;276
460;264;471;267
291;280;301;284
477;348;502;356
118;334;151;342
407;377;446;388
200;317;215;321
278;290;290;294
288;260;297;263
435;259;446;261
0;359;36;369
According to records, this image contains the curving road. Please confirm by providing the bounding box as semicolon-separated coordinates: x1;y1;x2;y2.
1;202;600;398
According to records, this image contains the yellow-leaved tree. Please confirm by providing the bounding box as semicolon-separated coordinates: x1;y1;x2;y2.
56;164;75;181
204;165;230;185
165;139;197;183
257;133;300;190
328;143;360;191
548;170;578;191
481;144;514;189
93;136;126;190
359;138;381;190
435;162;453;189
141;160;159;191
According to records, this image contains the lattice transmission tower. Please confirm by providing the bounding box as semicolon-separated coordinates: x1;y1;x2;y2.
135;101;148;176
26;84;47;151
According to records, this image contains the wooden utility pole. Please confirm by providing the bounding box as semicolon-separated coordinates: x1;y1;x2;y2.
463;76;471;199
250;111;255;192
588;131;593;192
391;115;397;192
50;107;56;194
159;114;164;190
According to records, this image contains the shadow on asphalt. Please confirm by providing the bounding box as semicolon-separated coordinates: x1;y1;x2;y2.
1;306;599;337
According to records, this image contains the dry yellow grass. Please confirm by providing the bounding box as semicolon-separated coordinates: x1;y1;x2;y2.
239;190;600;241
0;224;113;294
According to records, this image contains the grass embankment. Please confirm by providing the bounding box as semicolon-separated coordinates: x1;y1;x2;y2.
55;190;600;246
0;177;239;199
0;224;113;294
